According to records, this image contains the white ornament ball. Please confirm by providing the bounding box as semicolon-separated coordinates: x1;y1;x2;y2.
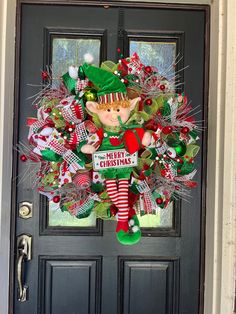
84;53;94;64
129;219;135;227
68;66;78;79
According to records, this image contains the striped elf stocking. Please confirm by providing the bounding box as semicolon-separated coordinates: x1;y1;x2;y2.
116;179;130;232
105;179;119;207
105;179;130;232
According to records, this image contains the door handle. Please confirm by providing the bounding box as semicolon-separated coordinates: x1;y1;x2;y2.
16;234;32;302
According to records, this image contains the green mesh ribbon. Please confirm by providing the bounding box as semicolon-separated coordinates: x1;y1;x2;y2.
62;72;77;94
41;149;62;162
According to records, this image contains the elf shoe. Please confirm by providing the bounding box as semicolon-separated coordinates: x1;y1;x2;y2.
116;219;141;245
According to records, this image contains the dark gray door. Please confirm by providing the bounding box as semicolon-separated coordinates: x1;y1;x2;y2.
12;2;208;314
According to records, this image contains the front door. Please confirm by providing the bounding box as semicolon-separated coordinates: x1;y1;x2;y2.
12;2;208;314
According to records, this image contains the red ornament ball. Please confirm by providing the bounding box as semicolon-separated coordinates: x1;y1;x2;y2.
160;84;166;91
117;48;121;53
181;127;190;134
145;98;153;106
145;66;152;73
46;107;52;113
143;164;149;171
156;197;163;205
53;195;60;203
20;154;28;162
162;126;173;134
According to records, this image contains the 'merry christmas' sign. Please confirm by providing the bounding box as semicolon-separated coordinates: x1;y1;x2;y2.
92;149;138;171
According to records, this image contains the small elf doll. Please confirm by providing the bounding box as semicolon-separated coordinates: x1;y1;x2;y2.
81;64;152;245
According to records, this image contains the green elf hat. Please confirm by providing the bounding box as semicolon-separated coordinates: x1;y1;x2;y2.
82;63;128;105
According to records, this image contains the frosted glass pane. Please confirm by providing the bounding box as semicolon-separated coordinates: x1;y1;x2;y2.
138;203;173;228
48;201;96;227
48;37;100;227
130;39;175;228
52;38;101;78
130;41;176;80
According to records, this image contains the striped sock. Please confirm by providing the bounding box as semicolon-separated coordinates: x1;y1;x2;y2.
117;179;129;222
105;179;119;207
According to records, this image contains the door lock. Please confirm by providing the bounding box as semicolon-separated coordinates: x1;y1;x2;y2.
16;234;32;302
19;201;32;219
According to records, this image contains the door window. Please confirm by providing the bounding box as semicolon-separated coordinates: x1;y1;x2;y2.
52;37;101;78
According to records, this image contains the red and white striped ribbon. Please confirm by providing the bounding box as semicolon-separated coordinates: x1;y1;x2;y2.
28;120;47;141
143;191;158;214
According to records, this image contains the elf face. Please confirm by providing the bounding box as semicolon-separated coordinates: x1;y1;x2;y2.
98;106;130;126
86;97;140;127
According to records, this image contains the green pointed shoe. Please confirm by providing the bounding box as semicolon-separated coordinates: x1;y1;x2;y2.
116;215;141;245
116;228;141;245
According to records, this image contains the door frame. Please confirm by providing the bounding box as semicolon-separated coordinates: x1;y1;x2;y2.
11;1;210;312
0;1;235;314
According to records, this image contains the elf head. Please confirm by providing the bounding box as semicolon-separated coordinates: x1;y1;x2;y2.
82;63;140;127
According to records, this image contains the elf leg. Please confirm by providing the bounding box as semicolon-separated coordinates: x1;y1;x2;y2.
105;179;119;207
116;179;129;232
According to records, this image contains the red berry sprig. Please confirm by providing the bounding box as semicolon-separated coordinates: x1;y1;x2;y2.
20;154;28;162
41;71;49;80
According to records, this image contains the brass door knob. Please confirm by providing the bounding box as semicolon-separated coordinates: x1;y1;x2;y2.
19;202;33;219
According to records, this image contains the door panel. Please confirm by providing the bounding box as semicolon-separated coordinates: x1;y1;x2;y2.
13;2;208;314
38;256;102;314
118;257;179;314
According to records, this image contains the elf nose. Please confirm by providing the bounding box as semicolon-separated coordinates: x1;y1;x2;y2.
111;113;118;119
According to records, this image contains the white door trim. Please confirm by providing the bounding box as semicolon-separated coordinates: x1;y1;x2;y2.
0;1;235;314
205;0;236;313
0;1;17;314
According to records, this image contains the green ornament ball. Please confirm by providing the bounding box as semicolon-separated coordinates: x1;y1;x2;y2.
84;90;97;101
167;139;187;156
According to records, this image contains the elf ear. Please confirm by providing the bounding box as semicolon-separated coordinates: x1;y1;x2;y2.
130;97;141;111
86;101;99;114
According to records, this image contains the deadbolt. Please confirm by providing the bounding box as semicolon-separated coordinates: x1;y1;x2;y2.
19;202;33;219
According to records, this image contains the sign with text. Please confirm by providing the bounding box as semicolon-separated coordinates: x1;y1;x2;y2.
92;149;138;171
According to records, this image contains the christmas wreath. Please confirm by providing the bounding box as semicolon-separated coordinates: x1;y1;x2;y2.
20;52;200;245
